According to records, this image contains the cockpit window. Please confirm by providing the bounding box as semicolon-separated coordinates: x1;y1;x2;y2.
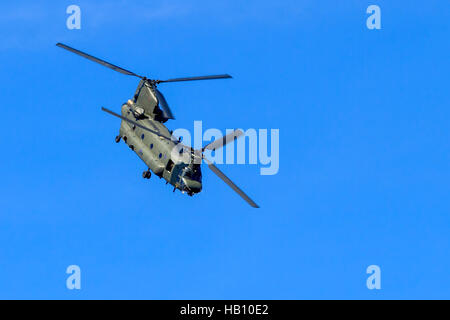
192;164;202;180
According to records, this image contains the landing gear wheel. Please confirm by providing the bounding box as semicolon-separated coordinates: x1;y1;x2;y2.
130;145;134;151
115;136;121;143
142;170;151;179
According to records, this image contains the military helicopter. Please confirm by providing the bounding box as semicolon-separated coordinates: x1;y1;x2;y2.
56;43;259;208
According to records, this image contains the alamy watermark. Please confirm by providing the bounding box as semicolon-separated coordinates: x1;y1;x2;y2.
66;5;81;30
366;265;381;290
366;5;381;30
66;265;81;290
169;121;279;176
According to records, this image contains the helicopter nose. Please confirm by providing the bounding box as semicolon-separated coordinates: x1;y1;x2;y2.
183;178;202;193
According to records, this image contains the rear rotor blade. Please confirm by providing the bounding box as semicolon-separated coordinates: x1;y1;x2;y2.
204;130;244;151
56;43;144;78
205;158;259;208
100;107;173;141
154;88;175;120
157;74;232;83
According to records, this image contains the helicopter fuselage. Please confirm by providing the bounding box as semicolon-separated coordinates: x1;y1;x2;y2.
118;99;202;196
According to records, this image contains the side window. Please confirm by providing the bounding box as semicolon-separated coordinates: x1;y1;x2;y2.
166;160;174;173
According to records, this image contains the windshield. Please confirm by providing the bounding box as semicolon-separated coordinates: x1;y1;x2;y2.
184;164;202;181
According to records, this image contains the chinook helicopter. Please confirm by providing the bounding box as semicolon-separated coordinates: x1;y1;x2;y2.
56;43;259;208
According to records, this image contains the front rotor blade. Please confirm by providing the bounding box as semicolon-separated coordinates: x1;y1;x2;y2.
56;43;144;78
205;158;259;208
204;130;244;151
155;88;175;120
157;74;232;83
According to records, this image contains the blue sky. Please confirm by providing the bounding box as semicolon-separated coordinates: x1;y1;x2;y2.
0;0;449;299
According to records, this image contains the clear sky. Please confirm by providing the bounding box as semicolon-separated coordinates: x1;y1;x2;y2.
0;0;449;299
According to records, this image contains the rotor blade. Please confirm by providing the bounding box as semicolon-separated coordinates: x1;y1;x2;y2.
157;74;232;83
100;107;173;141
205;158;259;208
56;43;144;78
204;129;244;151
155;88;175;120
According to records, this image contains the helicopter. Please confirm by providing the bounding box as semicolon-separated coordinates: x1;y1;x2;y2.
56;43;259;208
